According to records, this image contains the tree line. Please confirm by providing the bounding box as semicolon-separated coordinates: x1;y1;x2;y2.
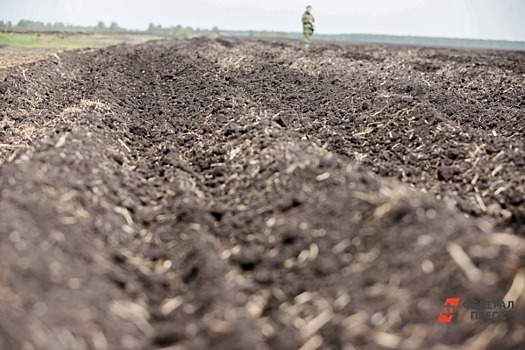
0;19;123;33
0;19;299;39
1;19;523;51
0;19;225;38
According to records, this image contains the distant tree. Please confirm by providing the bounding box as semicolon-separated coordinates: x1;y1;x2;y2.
147;23;164;34
109;22;120;32
177;27;191;38
97;21;106;31
16;19;30;28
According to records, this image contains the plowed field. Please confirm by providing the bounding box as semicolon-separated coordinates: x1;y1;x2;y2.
1;37;524;350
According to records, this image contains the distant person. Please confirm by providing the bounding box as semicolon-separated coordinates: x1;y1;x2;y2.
302;5;315;49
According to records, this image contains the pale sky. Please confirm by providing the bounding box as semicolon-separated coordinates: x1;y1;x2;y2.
1;0;524;41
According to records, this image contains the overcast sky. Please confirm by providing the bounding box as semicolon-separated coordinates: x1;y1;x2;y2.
1;0;524;41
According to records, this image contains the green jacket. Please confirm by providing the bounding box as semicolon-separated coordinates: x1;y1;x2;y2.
302;11;314;33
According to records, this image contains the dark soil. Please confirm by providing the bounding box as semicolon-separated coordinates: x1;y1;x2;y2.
1;37;524;350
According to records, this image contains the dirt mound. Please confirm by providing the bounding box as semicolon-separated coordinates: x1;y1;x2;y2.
1;38;524;349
